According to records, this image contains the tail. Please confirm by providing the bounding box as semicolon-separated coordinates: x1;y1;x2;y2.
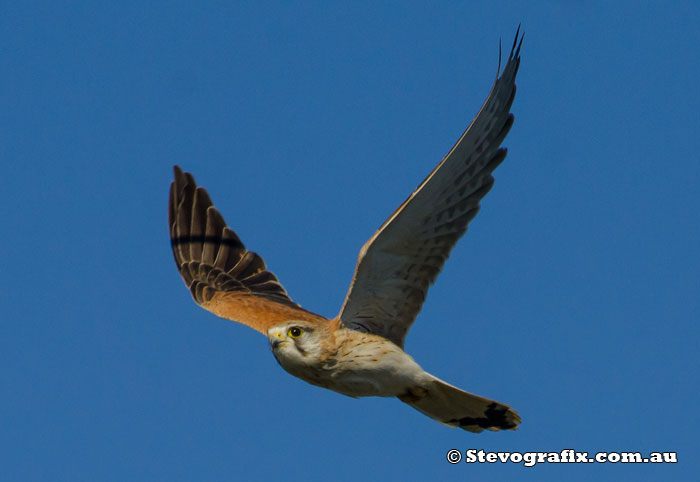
398;374;520;433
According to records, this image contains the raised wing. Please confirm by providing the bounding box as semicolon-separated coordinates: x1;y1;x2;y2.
337;29;523;347
169;166;328;334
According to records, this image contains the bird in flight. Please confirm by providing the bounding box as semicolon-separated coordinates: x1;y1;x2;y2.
169;29;523;433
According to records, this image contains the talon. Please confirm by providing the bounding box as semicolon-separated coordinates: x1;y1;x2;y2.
398;386;428;403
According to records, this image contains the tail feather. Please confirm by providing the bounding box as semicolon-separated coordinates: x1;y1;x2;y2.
399;374;520;433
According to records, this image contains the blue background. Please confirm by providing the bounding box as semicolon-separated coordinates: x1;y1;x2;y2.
3;1;699;480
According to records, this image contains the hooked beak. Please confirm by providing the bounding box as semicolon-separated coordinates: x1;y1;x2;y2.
270;331;285;350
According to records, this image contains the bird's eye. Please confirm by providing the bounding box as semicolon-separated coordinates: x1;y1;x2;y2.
288;327;303;338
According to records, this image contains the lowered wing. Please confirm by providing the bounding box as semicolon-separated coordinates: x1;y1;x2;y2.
169;166;328;335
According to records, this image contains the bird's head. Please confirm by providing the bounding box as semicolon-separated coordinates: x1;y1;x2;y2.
268;321;326;366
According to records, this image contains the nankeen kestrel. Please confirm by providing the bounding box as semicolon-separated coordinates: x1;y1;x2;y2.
169;30;523;433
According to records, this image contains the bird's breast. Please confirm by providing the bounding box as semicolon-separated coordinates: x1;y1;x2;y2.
276;329;427;398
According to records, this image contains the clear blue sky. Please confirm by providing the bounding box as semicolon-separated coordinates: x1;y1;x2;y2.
3;1;699;481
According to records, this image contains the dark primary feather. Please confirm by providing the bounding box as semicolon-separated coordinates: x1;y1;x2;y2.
169;166;302;310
